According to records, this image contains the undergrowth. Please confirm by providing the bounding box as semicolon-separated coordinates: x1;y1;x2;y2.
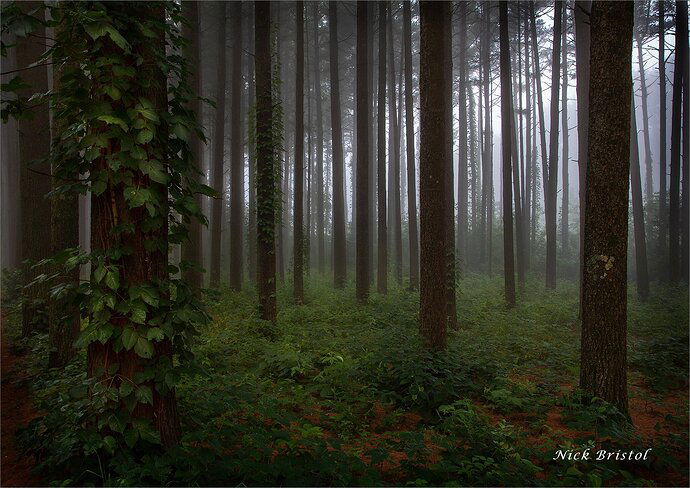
4;274;688;486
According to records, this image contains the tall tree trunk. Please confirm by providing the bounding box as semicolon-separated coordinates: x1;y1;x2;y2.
17;1;51;337
630;94;650;300
403;1;419;290
419;0;450;350
182;1;203;290
580;0;633;416
210;4;227;289
368;1;376;283
635;16;654;203
86;2;181;446
682;1;690;284
658;0;667;276
669;0;686;283
561;5;570;257
377;1;388;294
457;2;468;278
230;1;243;290
294;1;305;303
545;0;563;290
574;0;591;316
524;5;532;272
356;1;371;303
256;1;276;322
509;56;525;294
48;35;79;369
500;1;516;308
248;4;257;284
443;0;457;329
329;2;347;289
313;3;325;274
387;8;403;286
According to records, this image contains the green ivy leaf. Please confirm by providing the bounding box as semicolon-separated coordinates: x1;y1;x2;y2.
124;427;139;447
140;159;169;184
137;128;153;144
130;304;146;324
135;337;153;359
121;327;137;350
146;327;164;341
119;381;134;397
103;85;121;101
94;265;106;283
136;385;153;405
97;114;127;131
105;269;120;290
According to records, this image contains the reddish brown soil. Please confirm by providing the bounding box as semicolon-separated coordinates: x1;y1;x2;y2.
1;324;42;487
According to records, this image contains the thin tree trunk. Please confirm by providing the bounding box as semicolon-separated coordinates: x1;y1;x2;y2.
500;1;516;308
658;0;667;276
403;1;419;290
545;0;563;290
580;1;633;416
256;1;276;322
574;0;591;316
457;1;468;278
230;1;243;290
356;1;371;303
630;94;650;300
669;0;686;283
210;4;227;289
524;5;532;272
314;3;325;274
682;0;690;284
377;1;388;294
635;22;654;203
561;5;570;257
294;1;305;303
248;4;257;283
182;1;203;290
419;0;450;350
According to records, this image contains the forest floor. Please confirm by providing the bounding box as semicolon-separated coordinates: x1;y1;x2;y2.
4;275;689;486
1;317;42;487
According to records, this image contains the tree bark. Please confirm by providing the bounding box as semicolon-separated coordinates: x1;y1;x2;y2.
635;17;654;203
500;1;516;308
457;2;468;279
630;94;650;301
229;1;243;291
294;1;305;303
403;1;419;290
443;3;456;329
356;1;370;303
314;3;325;274
377;1;388;294
210;4;227;289
329;1;347;289
419;1;449;350
682;0;689;284
524;5;532;272
561;5;570;257
669;0;686;283
255;1;276;322
580;0;633;416
248;4;257;283
574;0;591;317
545;0;563;290
17;1;52;337
181;1;203;290
658;0;667;276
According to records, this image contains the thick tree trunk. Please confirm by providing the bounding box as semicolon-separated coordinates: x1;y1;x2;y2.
419;1;450;350
580;0;633;416
377;1;388;294
499;1;516;308
181;1;203;290
368;1;376;283
356;2;371;303
682;1;690;284
630;95;650;301
574;0;591;317
669;0;686;283
294;1;305;303
255;1;276;322
17;2;52;337
229;1;243;291
545;0;563;290
248;5;257;283
561;6;570;257
403;1;419;290
87;3;181;446
457;2;468;279
210;4;227;289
